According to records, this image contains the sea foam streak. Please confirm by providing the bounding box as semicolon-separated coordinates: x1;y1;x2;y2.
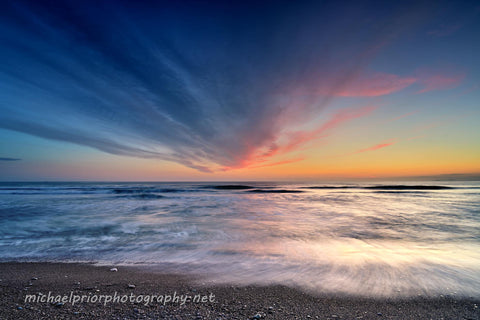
0;181;479;297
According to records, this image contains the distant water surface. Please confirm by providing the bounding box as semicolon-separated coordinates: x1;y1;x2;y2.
0;181;479;297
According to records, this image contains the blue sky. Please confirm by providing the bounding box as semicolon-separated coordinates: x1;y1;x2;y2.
1;0;479;181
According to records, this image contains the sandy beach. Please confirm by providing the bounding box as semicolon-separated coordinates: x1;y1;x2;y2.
2;0;480;318
0;262;478;320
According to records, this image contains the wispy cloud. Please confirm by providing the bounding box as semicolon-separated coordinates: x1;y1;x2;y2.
384;111;418;123
316;73;416;97
354;140;396;154
427;24;463;37
416;72;465;93
0;157;21;161
222;105;378;170
293;68;464;98
0;1;448;172
281;105;379;153
243;157;306;170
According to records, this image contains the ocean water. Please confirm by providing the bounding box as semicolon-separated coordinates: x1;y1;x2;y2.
0;181;479;297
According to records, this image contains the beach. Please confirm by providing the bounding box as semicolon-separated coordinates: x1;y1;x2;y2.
1;182;480;319
1;262;479;320
2;0;480;317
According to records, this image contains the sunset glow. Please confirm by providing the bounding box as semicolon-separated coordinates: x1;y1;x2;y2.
0;0;479;181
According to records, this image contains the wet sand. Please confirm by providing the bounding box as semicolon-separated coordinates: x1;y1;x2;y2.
0;262;478;319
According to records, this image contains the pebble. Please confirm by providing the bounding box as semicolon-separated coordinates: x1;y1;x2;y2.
17;306;23;310
54;302;64;307
127;284;136;289
251;312;266;319
377;313;382;316
31;277;38;280
110;267;118;272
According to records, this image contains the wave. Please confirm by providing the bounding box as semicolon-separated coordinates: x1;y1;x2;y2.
0;186;193;195
0;187;111;195
1;181;480;297
116;193;165;199
208;185;256;190
304;185;454;190
248;189;305;193
113;188;184;194
365;185;453;190
372;191;428;194
0;184;455;196
302;186;356;189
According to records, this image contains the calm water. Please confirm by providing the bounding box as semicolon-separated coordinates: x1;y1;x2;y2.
1;181;479;297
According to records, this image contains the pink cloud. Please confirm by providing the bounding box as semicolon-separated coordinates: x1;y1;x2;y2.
333;73;416;97
219;67;463;172
224;105;378;170
281;105;379;154
354;140;396;154
246;157;306;169
415;71;465;93
304;69;465;97
286;72;417;98
385;111;418;123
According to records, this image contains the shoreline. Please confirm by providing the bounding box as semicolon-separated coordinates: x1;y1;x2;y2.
0;262;479;319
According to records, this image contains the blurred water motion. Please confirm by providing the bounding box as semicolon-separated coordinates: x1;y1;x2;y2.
1;181;479;296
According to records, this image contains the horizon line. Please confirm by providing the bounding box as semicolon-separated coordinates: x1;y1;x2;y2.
1;172;480;183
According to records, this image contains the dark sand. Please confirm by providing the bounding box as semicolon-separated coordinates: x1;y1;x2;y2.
0;263;478;319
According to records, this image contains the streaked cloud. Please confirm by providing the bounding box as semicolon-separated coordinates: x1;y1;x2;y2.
427;24;463;37
222;105;378;170
416;72;465;93
0;0;470;174
0;157;21;161
355;141;396;154
316;73;416;97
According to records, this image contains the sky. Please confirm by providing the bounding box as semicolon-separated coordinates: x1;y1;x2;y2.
0;0;479;181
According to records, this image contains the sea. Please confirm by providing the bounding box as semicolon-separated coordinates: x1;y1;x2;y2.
0;181;479;297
